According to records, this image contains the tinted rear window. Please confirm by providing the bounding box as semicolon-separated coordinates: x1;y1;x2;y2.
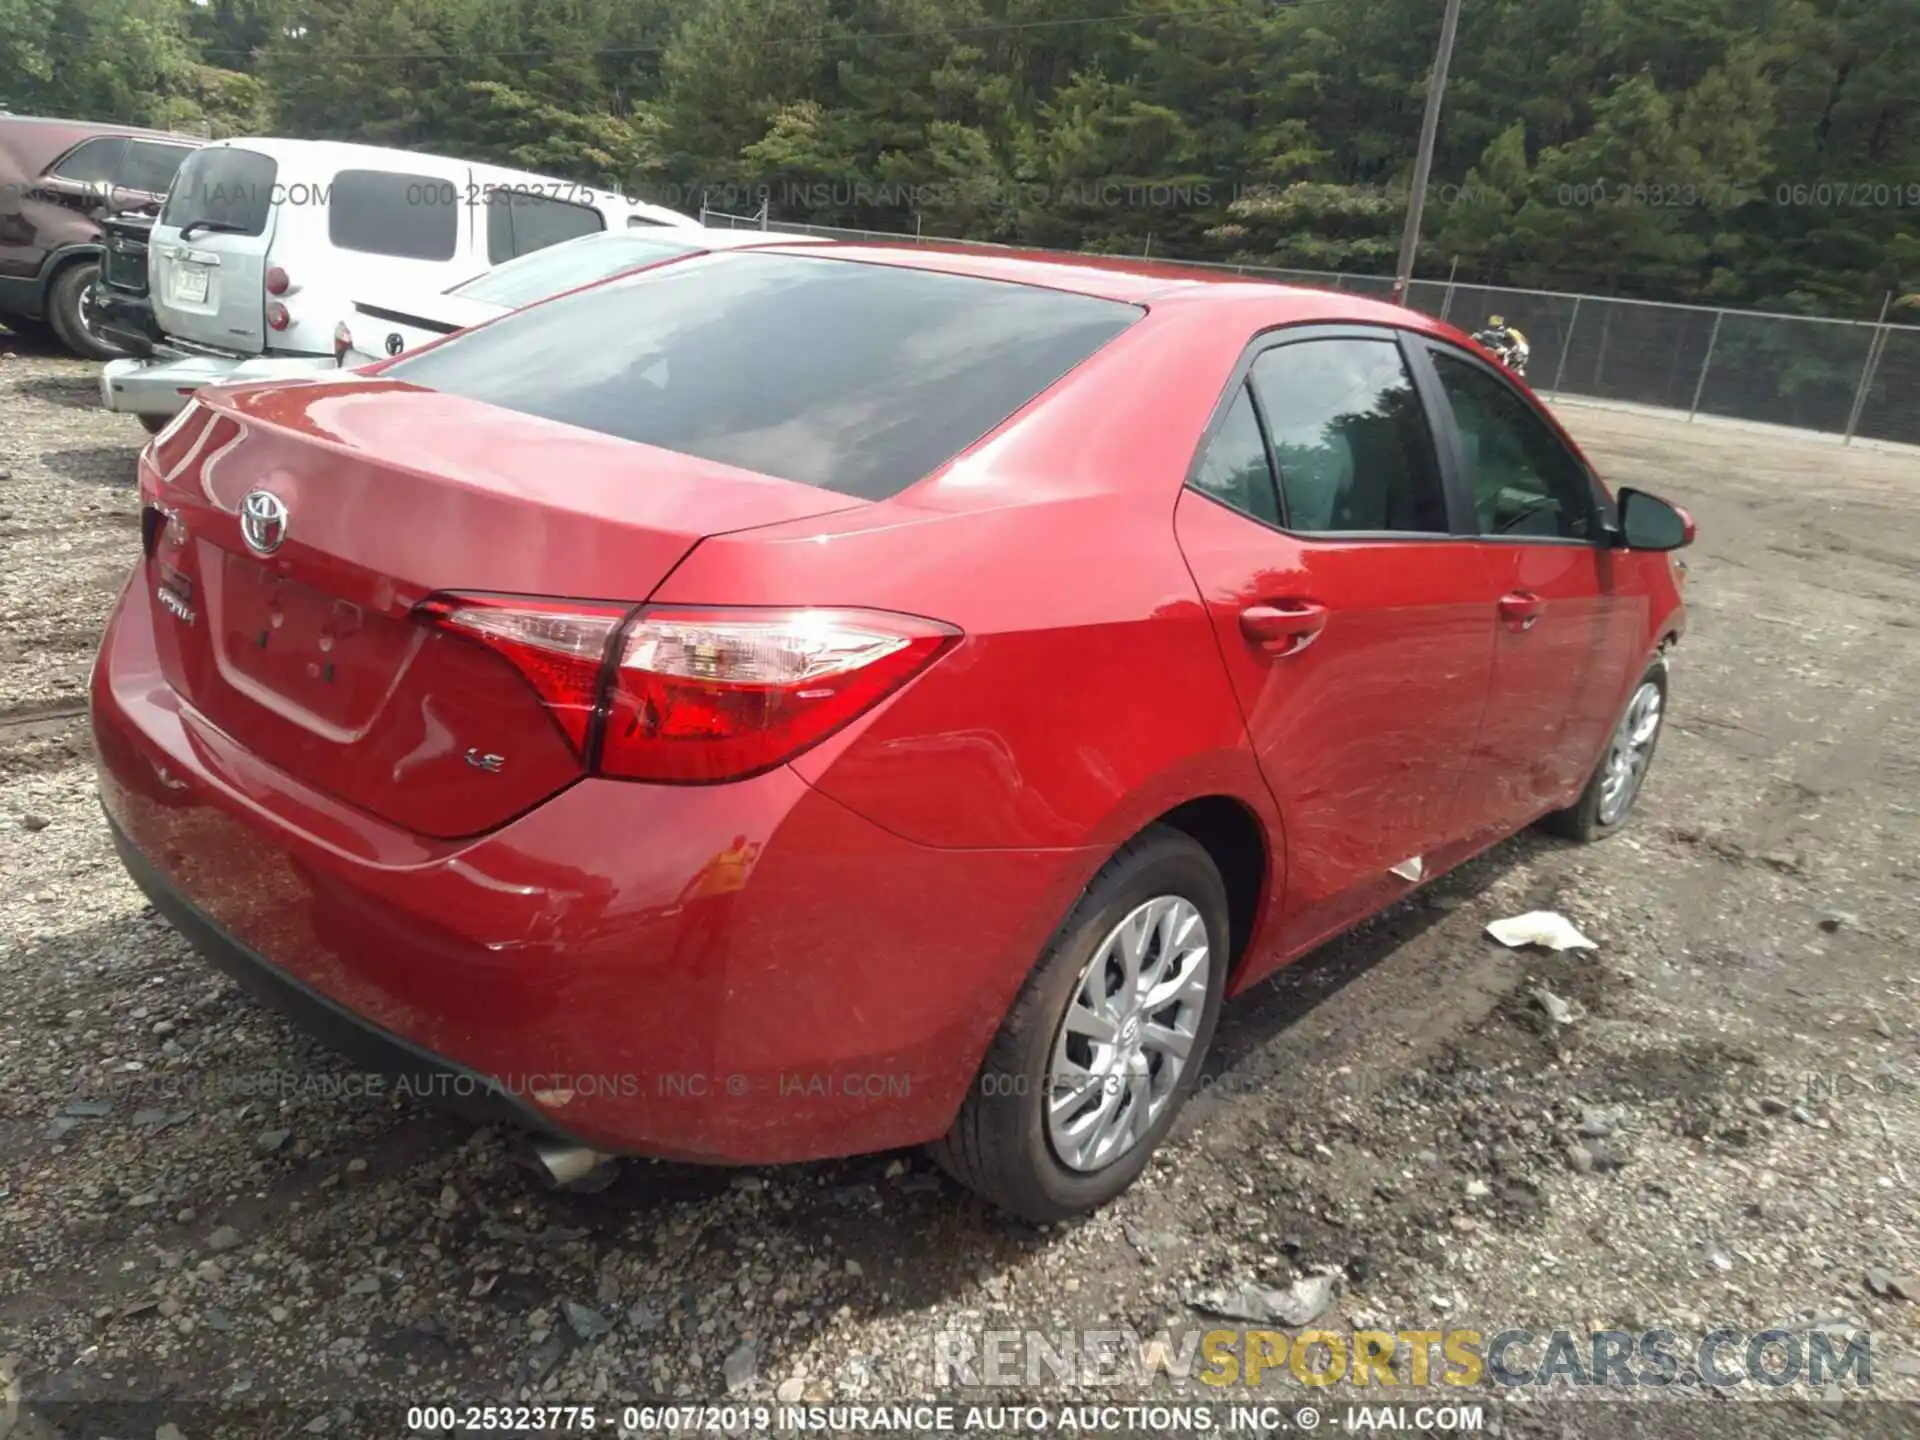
384;253;1141;498
452;233;702;308
329;169;458;261
161;147;277;237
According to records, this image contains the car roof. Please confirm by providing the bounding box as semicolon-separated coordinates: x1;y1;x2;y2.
692;240;1460;336
0;115;193;142
683;228;837;251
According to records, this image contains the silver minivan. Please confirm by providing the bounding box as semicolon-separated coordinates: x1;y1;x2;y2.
102;137;697;424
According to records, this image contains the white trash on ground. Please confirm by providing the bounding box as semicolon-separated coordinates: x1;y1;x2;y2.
1486;910;1597;952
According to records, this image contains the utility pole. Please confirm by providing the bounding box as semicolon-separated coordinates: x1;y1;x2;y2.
1392;0;1465;306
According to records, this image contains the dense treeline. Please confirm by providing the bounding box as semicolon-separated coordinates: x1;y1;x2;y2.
3;0;1915;316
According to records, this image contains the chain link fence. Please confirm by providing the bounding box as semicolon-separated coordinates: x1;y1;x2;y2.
699;205;1918;450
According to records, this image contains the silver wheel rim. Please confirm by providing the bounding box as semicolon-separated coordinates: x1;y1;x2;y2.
1045;895;1210;1173
1598;679;1663;825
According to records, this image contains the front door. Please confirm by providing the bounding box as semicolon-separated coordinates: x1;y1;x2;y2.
1176;330;1498;966
1416;343;1644;842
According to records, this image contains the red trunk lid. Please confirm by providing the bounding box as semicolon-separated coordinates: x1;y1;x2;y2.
138;377;863;837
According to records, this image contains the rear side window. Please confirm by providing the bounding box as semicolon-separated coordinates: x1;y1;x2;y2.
119;140;192;196
50;136;125;183
385;253;1141;499
485;192;605;264
330;169;458;261
1191;383;1281;526
1248;339;1449;534
160;147;277;237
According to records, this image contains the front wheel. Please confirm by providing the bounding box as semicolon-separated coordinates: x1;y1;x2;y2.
47;262;128;361
1541;656;1669;842
931;825;1230;1222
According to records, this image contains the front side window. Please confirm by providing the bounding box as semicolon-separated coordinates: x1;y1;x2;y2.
1190;382;1280;526
385;251;1141;500
1431;351;1598;540
160;147;277;237
1248;339;1449;534
330;169;458;261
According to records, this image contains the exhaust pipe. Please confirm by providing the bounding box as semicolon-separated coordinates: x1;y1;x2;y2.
534;1140;620;1191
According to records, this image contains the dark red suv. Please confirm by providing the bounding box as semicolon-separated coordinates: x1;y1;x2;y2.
0;115;199;358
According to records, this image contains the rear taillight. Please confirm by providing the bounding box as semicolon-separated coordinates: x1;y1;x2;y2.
333;321;352;364
420;596;625;754
421;597;957;782
265;265;290;295
601;607;957;782
266;301;290;331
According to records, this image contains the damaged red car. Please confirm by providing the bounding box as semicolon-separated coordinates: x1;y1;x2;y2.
92;244;1692;1221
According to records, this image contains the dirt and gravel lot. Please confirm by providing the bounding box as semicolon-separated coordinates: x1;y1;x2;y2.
3;327;1919;1440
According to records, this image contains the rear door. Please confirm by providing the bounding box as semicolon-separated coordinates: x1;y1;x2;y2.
1175;326;1497;956
150;145;279;352
1414;340;1643;841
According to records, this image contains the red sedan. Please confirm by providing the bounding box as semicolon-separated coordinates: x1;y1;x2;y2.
92;243;1692;1221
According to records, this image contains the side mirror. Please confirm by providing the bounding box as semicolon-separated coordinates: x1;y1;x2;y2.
1616;488;1695;552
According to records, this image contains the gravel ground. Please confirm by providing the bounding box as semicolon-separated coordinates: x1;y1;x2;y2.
3;328;1920;1440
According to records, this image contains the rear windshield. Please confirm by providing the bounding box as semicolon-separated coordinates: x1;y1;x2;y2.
330;169;459;261
160;147;277;238
384;252;1142;498
451;232;703;309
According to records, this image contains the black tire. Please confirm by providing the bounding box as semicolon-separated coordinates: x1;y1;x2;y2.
138;412;171;435
47;261;127;361
1540;654;1669;843
931;824;1230;1222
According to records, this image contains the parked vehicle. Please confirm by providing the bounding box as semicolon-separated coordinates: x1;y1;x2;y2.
333;227;832;366
94;247;1693;1222
0;115;200;357
99;136;698;419
88;211;167;359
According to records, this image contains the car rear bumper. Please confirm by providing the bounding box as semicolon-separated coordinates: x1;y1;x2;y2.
90;285;165;359
107;814;593;1143
91;574;1092;1163
100;350;338;418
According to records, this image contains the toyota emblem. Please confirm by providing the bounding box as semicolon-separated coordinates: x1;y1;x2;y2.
239;489;289;556
385;332;405;356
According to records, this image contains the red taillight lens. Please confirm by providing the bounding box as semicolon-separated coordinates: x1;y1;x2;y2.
265;265;290;295
600;607;958;782
422;596;626;755
421;597;957;782
266;301;290;331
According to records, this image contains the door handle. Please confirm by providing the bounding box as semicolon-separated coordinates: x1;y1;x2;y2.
1240;600;1329;655
1499;591;1545;631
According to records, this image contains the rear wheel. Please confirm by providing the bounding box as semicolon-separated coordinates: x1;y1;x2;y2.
48;261;128;362
138;413;171;435
932;825;1229;1222
1541;655;1668;842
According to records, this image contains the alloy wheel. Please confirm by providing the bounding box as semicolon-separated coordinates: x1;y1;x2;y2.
1598;679;1664;825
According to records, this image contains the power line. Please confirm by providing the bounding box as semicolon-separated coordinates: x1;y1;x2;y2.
199;0;1344;64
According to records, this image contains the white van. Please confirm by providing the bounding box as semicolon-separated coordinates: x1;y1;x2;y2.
101;137;696;422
